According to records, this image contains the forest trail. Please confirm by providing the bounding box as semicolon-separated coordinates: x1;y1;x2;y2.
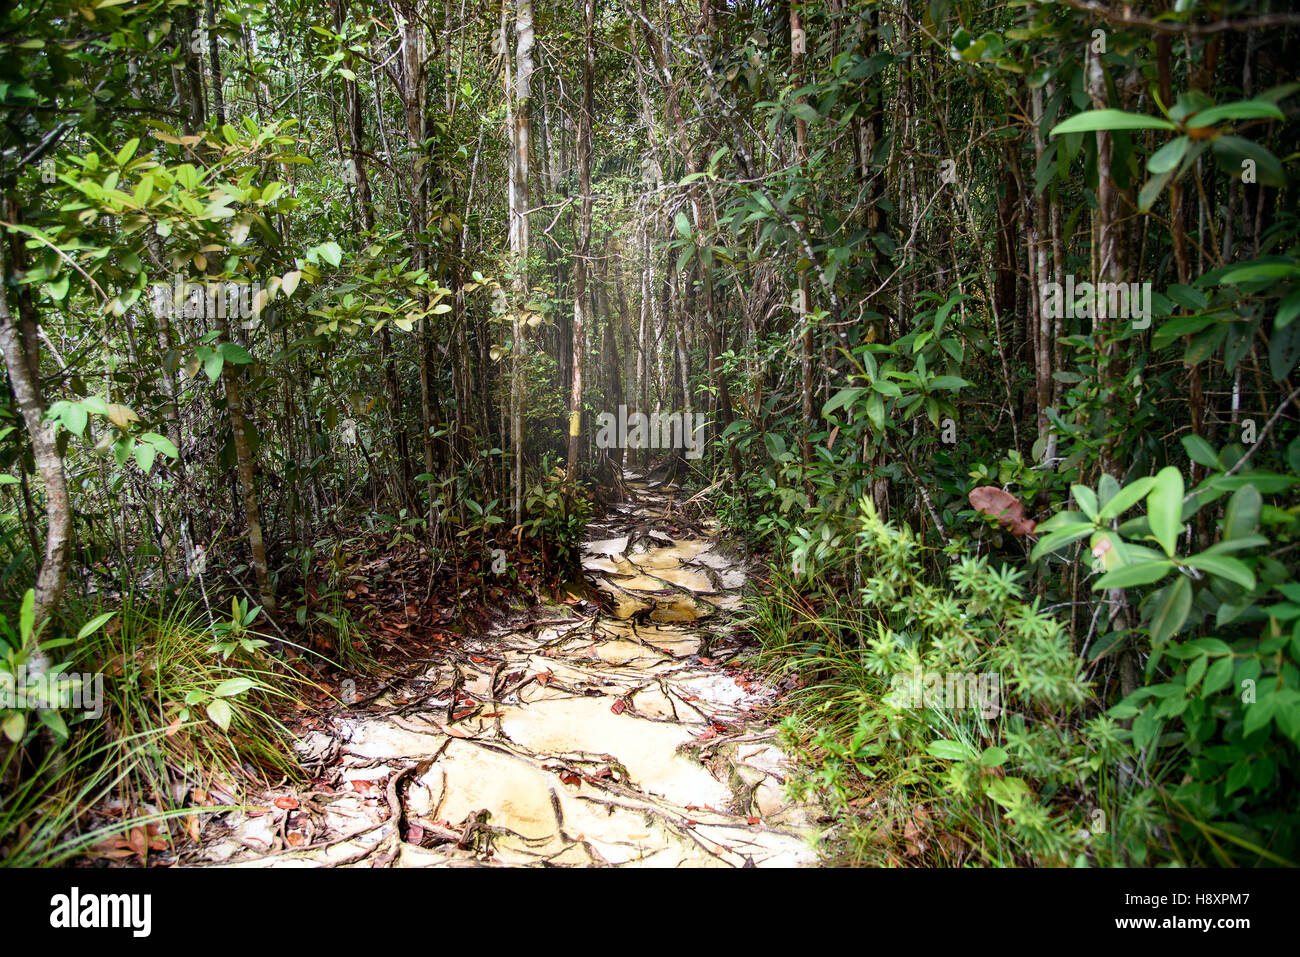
190;472;818;867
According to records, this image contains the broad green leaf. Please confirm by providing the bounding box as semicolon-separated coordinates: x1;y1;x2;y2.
213;676;256;697
927;739;975;761
3;712;26;743
822;387;865;416
133;441;156;474
1071;485;1099;520
141;433;179;459
219;342;253;364
1094;559;1173;590
1181;434;1221;470
1146;466;1184;556
1187;99;1285;128
979;746;1008;768
1050;109;1177;136
1147;135;1189;174
1222;484;1261;540
1184;553;1255;590
1098;476;1157;521
1217;262;1300;285
318;241;344;267
1030;522;1094;561
1147;576;1192;644
1203;656;1234;696
206;698;233;731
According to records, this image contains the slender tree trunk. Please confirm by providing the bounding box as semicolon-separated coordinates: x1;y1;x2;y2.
213;311;275;616
0;240;69;655
566;0;596;480
791;2;813;493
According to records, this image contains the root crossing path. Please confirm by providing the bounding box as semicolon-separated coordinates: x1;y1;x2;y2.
194;471;818;867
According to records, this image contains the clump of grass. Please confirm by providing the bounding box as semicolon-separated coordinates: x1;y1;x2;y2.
1;584;311;866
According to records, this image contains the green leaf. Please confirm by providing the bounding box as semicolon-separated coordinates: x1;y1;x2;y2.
3;712;26;743
822;387;865;417
203;351;224;382
927;739;975;761
19;589;34;643
1203;657;1234;696
219;342;253;364
1184;553;1255;590
1148;576;1193;644
1147;466;1184;556
76;611;116;641
1181;434;1221;470
133;441;156;474
1222;484;1261;540
1094;560;1174;590
1187;99;1285;128
318;241;344;267
1269;317;1300;381
979;746;1008;768
1147;135;1189;175
1211;136;1287;188
141;433;179;459
1030;523;1095;561
791;102;820;125
212;676;256;697
1242;695;1275;738
1071;485;1099;520
1098;476;1157;521
62;403;88;437
206;698;233;731
1217;262;1300;285
1138;168;1175;212
1277;289;1300;329
1050;109;1177;136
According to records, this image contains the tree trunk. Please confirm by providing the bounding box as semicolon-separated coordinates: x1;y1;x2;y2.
0;238;69;658
566;0;596;480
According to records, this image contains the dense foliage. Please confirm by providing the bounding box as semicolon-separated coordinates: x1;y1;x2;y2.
1;0;1298;866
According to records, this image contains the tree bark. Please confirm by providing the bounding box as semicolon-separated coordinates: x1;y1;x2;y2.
0;237;69;656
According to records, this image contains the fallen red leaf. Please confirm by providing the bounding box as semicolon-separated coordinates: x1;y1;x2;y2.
273;796;299;810
610;699;626;715
747;816;760;825
968;486;1036;536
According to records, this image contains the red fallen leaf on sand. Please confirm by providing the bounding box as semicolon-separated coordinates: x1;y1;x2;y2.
747;817;760;825
682;694;699;702
481;711;504;718
698;657;717;666
535;672;552;686
286;832;306;847
697;727;718;742
968;486;1036;537
274;796;300;810
559;772;582;786
451;708;477;720
610;699;626;715
469;655;487;663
